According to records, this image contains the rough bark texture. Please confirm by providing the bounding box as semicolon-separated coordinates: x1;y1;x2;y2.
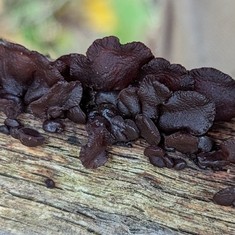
0;113;235;235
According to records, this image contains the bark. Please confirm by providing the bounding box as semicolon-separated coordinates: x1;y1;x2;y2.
0;113;235;235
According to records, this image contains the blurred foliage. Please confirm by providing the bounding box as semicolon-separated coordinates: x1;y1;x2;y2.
1;0;73;57
111;0;151;43
82;0;153;43
0;0;159;57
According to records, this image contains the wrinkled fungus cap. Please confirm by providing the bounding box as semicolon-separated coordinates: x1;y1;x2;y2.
190;67;235;121
85;36;154;90
159;91;216;136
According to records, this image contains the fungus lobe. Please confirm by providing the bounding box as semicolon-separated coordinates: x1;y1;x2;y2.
137;75;172;119
164;132;199;154
159;91;216;136
213;187;235;206
86;36;154;90
190;67;235;121
140;57;194;91
79;116;113;169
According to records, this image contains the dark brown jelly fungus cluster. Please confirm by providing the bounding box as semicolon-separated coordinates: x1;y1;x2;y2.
0;36;235;173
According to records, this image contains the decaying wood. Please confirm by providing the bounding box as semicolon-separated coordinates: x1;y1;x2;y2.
0;113;235;235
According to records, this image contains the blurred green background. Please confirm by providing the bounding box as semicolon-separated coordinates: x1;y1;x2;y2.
0;0;160;57
1;0;235;76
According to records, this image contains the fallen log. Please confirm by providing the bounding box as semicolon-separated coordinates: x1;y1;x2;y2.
0;113;235;235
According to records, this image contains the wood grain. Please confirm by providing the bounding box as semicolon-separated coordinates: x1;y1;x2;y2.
0;113;235;235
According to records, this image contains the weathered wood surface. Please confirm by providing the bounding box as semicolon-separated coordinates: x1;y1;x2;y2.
0;113;235;235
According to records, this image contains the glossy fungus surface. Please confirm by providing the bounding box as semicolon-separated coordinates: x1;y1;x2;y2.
173;158;187;170
140;58;194;91
144;145;167;168
213;187;235;206
86;36;154;90
220;138;235;163
117;86;140;117
44;178;56;189
28;81;83;119
159;91;216;135
198;136;214;153
0;40;63;97
144;145;185;169
144;145;165;158
109;115;139;142
4;118;21;128
18;127;45;147
43;119;65;133
196;150;229;170
0;37;235;208
79;117;112;169
95;91;119;106
137;75;171;119
0;125;9;135
164;132;199;154
136;114;161;145
190;67;235;121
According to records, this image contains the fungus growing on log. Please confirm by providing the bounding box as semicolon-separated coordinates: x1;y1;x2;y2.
85;36;154;90
0;37;235;207
18;128;45;147
190;67;235;121
164;132;199;154
140;57;194;91
79;116;113;169
137;75;172;119
213;187;235;206
159;91;216;136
